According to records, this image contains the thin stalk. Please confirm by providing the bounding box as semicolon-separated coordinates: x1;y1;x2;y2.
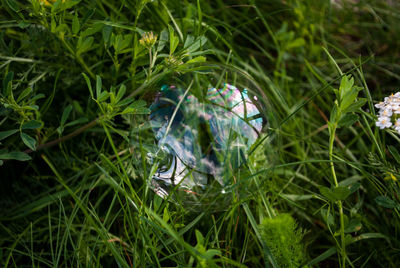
329;123;346;268
24;117;100;154
148;47;153;78
59;36;95;79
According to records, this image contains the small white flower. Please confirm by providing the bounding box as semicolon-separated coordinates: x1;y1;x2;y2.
379;108;393;117
376;116;392;129
395;119;400;134
375;101;386;109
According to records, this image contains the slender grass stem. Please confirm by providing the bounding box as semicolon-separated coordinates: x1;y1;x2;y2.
329;124;346;268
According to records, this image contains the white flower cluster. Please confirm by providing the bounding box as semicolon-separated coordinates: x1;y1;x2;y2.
375;92;400;133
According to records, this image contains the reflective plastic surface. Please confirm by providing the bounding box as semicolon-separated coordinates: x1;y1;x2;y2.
149;82;264;200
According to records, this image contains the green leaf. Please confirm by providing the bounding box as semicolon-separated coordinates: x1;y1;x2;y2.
343;98;367;113
102;25;113;44
157;29;168;52
286;37;305;49
321;208;335;227
338;113;359;128
5;0;19;12
169;25;179;55
183;36;207;53
52;0;80;13
97;91;109;102
96;75;102;99
21;133;36;151
61;105;73;126
0;129;18;141
72;13;80;34
203;249;221;260
121;107;150;115
329;103;338;124
77;36;94;55
339;75;354;101
0;151;31;161
82;73;94;99
3;71;13;96
343;217;362;233
16;87;32;102
81;23;103;37
388;146;400;164
185;56;206;64
121;100;149;115
22;120;42;130
162;207;170;223
195;229;204;246
116;84;126;103
375;196;397;209
64;117;88;127
320;186;351;202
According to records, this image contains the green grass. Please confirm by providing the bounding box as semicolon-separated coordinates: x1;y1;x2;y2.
1;0;400;267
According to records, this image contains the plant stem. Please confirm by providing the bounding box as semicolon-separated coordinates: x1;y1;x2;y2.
148;47;153;78
24;117;100;154
329;124;346;268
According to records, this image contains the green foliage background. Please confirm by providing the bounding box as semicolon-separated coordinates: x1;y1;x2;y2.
1;0;400;267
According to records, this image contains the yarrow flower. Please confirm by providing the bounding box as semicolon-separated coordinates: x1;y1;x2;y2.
375;92;400;133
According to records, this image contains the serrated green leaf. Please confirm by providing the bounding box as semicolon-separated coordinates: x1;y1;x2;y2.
22;120;42;130
61;105;73;126
343;98;367;113
340;87;361;111
20;133;37;151
375;196;397;209
0;129;18;141
339;75;354;101
320;187;335;202
333;186;351;200
0;151;31;161
338;113;359;128
320;186;351;202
